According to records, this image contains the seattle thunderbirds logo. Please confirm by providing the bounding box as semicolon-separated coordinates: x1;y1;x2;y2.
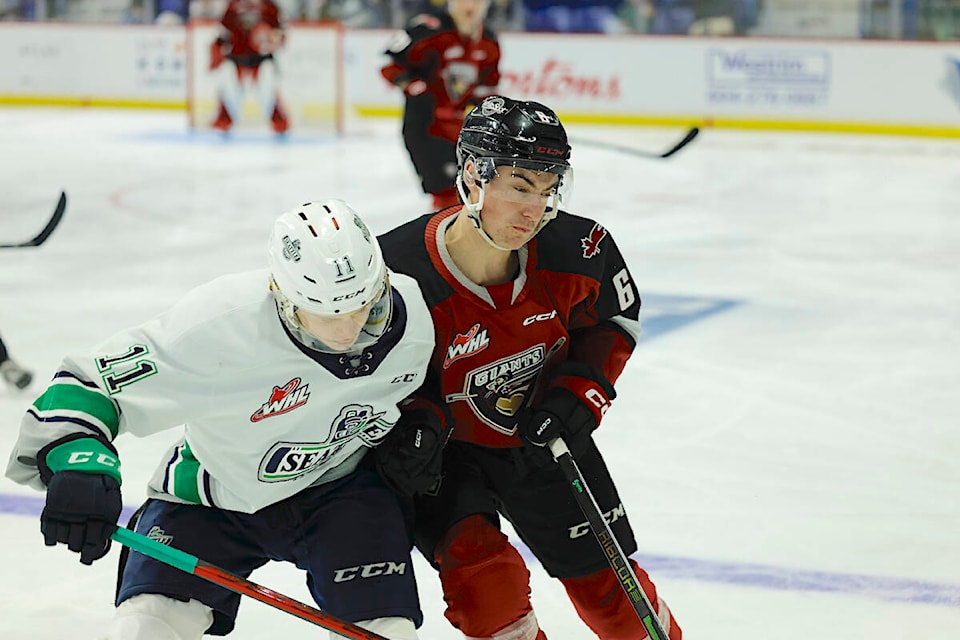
258;404;393;482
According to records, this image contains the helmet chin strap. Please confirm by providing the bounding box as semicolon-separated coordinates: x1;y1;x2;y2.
456;176;513;252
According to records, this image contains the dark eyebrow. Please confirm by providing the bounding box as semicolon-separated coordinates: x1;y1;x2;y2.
507;170;560;193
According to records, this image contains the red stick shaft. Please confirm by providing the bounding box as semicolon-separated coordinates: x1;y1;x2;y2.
192;562;390;640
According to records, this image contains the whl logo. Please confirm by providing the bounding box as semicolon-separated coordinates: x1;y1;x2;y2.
444;323;490;369
581;223;607;259
251;377;310;422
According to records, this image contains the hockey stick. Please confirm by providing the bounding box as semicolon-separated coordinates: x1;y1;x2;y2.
549;437;670;640
111;527;390;640
571;127;700;160
0;191;67;249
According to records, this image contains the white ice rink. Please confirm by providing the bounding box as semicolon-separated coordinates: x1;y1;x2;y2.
1;108;958;639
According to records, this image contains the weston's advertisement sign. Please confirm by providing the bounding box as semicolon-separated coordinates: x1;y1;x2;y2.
706;47;832;109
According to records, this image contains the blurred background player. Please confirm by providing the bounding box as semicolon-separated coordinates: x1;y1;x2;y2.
381;0;501;210
209;0;290;133
0;333;32;390
5;200;436;639
374;96;681;639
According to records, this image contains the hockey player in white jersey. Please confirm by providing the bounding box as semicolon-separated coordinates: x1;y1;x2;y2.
5;200;437;640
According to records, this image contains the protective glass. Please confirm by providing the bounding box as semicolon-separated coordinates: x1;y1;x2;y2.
278;275;393;354
466;157;573;209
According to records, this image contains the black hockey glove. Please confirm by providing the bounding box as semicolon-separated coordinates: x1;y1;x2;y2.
38;434;123;565
520;361;617;461
375;409;448;496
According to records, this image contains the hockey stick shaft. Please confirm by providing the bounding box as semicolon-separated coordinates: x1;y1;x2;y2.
0;191;67;249
549;438;669;640
571;127;699;160
111;527;390;640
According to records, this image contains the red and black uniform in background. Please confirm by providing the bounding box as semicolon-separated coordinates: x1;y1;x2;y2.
209;0;288;133
379;208;681;639
214;0;283;68
381;13;500;208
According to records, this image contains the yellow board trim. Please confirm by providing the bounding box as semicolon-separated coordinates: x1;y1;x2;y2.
356;105;960;140
0;95;185;110
4;97;959;139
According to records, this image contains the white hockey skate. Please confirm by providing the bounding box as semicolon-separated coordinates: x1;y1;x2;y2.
0;359;32;390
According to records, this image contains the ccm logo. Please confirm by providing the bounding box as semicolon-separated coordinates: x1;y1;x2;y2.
67;452;119;468
333;561;407;583
585;388;610;416
568;503;626;539
332;289;365;302
537;146;564;156
523;311;557;326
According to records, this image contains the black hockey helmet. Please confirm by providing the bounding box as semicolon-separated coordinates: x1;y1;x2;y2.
456;96;571;178
454;96;574;248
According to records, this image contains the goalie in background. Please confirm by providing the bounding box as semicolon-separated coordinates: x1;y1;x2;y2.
381;0;501;211
208;0;290;134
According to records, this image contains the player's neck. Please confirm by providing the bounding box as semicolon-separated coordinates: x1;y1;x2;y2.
445;215;518;286
453;18;482;40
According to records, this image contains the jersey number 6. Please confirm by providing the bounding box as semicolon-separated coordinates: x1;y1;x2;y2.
612;268;636;312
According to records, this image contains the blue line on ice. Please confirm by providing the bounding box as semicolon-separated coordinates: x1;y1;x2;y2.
3;492;957;608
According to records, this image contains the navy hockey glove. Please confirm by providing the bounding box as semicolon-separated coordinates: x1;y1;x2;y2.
38;434;122;565
375;409;448;496
521;361;616;460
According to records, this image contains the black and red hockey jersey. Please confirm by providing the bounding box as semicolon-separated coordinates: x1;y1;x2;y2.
378;208;642;448
381;11;500;142
216;0;284;65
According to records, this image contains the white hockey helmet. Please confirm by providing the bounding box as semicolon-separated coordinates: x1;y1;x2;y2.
268;200;391;352
269;200;386;315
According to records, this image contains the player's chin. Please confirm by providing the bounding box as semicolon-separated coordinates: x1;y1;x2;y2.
500;231;534;250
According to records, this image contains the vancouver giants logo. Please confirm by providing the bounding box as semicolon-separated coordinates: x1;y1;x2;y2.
581;223;607;259
250;378;310;422
445;344;545;434
443;323;490;369
259;404;393;482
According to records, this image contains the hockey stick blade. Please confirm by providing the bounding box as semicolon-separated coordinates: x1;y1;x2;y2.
0;191;67;249
111;527;390;640
549;438;670;640
571;126;700;160
659;126;700;158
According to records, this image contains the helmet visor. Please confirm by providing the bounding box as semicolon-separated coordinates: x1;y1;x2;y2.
467;157;573;209
276;275;393;354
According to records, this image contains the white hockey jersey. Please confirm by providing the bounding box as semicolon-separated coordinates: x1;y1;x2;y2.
5;269;435;513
